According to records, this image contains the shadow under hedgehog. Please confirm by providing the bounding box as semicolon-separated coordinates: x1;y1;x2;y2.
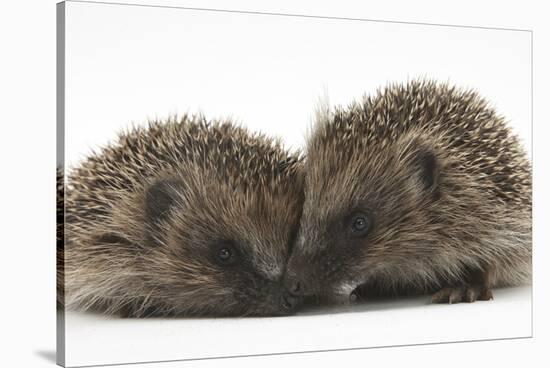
60;116;305;317
285;80;531;305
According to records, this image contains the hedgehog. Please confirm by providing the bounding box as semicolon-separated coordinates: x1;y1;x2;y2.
283;80;531;305
58;116;305;317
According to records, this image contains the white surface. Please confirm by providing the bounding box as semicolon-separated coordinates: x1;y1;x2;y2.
3;1;550;368
64;286;532;366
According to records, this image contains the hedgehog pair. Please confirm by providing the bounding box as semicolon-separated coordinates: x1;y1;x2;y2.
59;80;531;317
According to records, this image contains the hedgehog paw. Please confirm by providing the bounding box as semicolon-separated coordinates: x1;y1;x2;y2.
431;285;493;304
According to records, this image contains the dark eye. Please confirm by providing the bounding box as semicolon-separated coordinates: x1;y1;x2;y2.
213;241;240;266
218;247;232;262
349;212;372;237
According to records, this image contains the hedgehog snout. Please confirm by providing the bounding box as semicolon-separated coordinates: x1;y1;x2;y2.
282;269;316;299
279;288;303;314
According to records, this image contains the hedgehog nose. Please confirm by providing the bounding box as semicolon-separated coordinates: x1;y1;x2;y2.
288;279;302;296
284;275;310;297
280;290;302;313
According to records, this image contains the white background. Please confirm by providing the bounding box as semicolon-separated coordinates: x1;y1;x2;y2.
65;1;531;166
61;1;534;367
1;0;548;368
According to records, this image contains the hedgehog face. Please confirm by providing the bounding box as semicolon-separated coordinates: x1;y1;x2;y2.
285;132;444;303
139;169;304;317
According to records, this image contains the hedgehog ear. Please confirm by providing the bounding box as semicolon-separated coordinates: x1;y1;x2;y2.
145;177;184;225
401;136;440;194
414;148;439;191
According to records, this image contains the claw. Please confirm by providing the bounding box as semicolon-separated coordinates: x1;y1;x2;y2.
431;285;494;304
